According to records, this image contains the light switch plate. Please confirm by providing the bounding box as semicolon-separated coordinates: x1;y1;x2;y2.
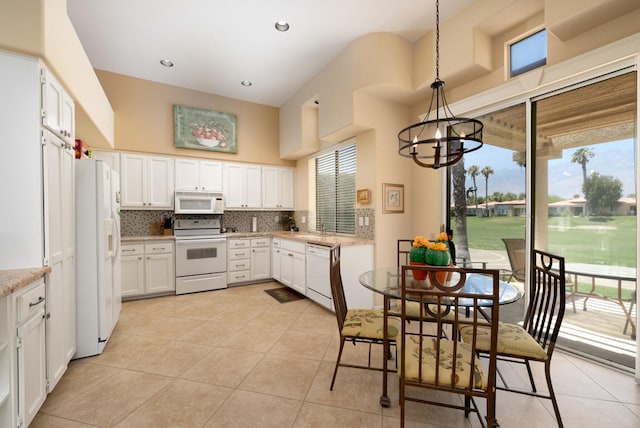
364;217;370;226
358;216;364;226
274;216;279;223
301;216;306;224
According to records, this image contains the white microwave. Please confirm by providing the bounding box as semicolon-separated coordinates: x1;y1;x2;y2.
174;191;224;214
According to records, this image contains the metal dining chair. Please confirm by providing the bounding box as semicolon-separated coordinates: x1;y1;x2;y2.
328;245;400;390
398;264;501;428
460;249;566;427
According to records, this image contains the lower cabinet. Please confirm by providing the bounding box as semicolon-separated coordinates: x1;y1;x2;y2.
121;241;175;299
14;278;47;428
0;294;12;427
228;237;271;285
277;239;306;295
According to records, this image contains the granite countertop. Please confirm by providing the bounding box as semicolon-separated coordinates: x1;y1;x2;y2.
227;231;372;247
122;232;372;247
122;235;176;242
0;267;51;298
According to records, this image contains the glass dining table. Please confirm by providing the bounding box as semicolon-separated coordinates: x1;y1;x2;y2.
358;267;523;407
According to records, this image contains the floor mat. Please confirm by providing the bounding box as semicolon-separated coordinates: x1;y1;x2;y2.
264;287;306;303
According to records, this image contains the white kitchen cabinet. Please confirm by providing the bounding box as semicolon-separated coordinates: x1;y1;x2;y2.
42;67;74;144
250;238;271;281
0;295;11;428
121;153;174;210
175;158;223;192
92;150;120;175
43;129;76;392
262;166;295;209
223;163;262;209
278;239;306;295
271;238;281;282
227;239;251;284
121;241;175;299
14;279;47;428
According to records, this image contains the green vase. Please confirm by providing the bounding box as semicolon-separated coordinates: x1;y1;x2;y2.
409;247;426;263
425;247;450;266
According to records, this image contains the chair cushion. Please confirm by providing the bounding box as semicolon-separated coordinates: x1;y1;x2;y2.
398;300;456;320
459;322;548;361
400;336;487;390
341;309;400;340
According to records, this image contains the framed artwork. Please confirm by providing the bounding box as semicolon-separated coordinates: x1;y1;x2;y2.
382;183;404;213
356;188;371;204
173;104;237;153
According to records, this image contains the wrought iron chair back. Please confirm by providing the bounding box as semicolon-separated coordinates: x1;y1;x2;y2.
398;264;500;428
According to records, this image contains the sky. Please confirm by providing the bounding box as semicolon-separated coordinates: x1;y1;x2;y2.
459;138;636;200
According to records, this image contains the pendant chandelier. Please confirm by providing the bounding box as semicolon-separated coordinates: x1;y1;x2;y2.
398;0;483;169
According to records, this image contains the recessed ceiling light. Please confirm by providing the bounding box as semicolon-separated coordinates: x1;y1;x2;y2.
275;20;290;32
160;59;174;67
241;80;252;87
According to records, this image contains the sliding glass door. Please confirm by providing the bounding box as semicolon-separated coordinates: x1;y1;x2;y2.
532;71;637;368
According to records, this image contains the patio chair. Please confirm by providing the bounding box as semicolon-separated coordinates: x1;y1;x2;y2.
460;249;566;427
329;245;400;390
398;264;500;428
502;238;526;283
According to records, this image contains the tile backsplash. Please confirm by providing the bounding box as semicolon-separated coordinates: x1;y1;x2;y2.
120;210;294;236
120;208;376;239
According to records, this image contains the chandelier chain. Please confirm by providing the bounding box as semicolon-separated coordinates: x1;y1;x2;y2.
435;0;440;80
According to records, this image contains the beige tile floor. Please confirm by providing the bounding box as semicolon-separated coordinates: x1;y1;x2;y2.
33;281;640;428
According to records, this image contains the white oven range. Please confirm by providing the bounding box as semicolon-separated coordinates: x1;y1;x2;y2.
174;218;227;294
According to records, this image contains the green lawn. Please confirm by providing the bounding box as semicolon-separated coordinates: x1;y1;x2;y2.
457;215;637;267
456;215;637;299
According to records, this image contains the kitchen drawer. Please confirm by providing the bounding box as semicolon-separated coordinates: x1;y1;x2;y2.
228;239;250;249
251;238;270;248
121;244;144;256
15;279;45;324
281;239;306;254
228;259;250;272
272;238;281;247
228;248;251;260
144;242;173;254
228;271;251;284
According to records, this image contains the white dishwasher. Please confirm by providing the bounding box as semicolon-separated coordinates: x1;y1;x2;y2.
306;244;333;311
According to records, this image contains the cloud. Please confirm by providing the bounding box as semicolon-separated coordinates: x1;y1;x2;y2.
563;171;571;176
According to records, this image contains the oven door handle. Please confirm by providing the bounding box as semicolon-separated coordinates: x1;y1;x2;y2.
176;238;226;246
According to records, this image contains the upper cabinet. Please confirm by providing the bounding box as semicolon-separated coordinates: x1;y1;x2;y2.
262;166;295;209
121;153;174;210
175;158;222;192
41;68;74;145
223;163;262;209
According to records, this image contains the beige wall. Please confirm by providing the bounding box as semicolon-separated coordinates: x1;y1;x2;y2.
96;70;293;167
0;0;114;148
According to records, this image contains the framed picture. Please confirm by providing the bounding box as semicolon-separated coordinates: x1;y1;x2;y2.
356;188;371;204
382;183;404;213
173;104;237;153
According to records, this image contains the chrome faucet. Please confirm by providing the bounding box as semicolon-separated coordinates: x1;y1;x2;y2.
320;222;326;235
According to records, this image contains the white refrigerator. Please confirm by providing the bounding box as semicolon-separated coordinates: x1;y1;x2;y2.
74;159;122;359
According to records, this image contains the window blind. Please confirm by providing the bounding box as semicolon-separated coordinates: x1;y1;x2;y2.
315;144;356;235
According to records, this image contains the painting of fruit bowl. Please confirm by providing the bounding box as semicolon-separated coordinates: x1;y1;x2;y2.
174;104;237;153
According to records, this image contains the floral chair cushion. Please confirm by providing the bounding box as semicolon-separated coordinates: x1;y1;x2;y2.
341;309;400;340
397;301;456;320
459;322;548;361
399;336;487;390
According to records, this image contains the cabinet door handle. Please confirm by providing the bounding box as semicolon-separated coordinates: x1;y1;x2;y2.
29;296;45;307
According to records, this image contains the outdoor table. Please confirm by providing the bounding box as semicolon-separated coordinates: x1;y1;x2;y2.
358;267;522;407
564;263;636;339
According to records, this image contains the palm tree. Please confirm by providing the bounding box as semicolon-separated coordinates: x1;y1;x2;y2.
467;165;480;215
481;166;494;215
571;147;595;215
